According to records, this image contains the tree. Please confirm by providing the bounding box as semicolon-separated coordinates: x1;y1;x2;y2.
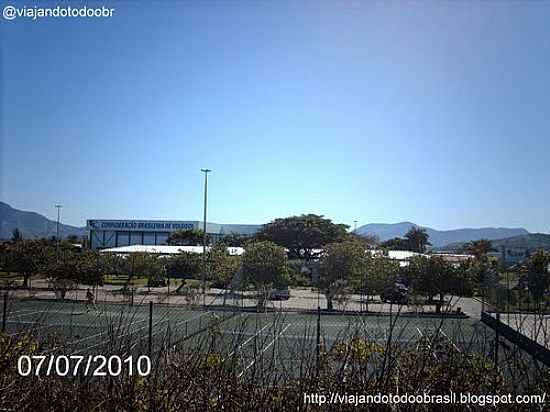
318;240;367;311
345;232;379;248
41;250;81;300
143;257;166;291
363;254;399;310
218;232;252;247
462;239;494;260
526;250;550;305
241;241;288;310
404;226;431;253
405;255;461;313
206;244;241;289
11;228;23;242
74;250;105;287
166;252;203;292
379;237;408;250
5;239;51;288
167;229;208;246
126;253;166;291
256;214;349;261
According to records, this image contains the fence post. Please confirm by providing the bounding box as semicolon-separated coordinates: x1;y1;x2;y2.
148;301;153;357
1;293;7;333
494;312;500;366
316;305;321;376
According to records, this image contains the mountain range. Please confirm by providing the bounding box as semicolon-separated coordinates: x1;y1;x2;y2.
0;201;87;240
0;202;261;240
355;221;530;248
0;202;543;250
443;233;550;252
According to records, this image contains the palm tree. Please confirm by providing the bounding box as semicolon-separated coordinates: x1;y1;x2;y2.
463;239;494;259
404;226;431;253
11;228;23;242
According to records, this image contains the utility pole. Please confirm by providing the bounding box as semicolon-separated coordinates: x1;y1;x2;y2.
201;169;211;307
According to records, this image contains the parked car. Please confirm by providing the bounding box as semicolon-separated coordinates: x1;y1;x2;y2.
268;287;290;301
380;282;409;304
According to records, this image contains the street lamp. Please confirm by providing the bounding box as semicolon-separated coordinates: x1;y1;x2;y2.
353;220;358;233
55;204;63;254
200;169;211;307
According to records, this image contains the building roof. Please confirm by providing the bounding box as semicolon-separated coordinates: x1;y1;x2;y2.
386;250;424;260
99;244;245;255
430;253;474;263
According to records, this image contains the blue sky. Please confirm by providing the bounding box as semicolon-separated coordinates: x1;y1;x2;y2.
1;0;549;232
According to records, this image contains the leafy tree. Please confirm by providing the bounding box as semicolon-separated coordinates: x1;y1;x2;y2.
75;250;105;287
41;249;81;300
126;253;166;291
452;260;479;297
241;241;288;310
405;255;462;313
379;227;431;253
101;252;127;277
318;240;367;311
462;239;494;260
526;250;550;304
345;232;379;248
404;226;431;253
257;214;348;261
363;254;399;309
218;232;252;247
166;252;203;291
167;229;208;246
379;237;408;250
11;228;23;242
206;244;241;289
4;239;51;288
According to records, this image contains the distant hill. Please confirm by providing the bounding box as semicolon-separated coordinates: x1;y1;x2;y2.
0;201;87;240
443;233;550;252
0;202;260;241
356;222;529;248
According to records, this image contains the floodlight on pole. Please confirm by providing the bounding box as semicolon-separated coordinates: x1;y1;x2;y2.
200;168;211;307
55;204;63;260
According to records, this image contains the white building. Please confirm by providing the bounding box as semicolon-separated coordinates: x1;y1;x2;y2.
87;219;258;250
99;244;244;256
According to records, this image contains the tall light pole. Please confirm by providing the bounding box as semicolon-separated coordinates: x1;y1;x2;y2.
55;204;63;254
353;220;358;233
201;169;211;307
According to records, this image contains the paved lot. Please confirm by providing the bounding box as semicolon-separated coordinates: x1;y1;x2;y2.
4;282;484;317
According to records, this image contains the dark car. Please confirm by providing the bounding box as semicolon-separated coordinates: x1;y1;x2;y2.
268;288;290;301
380;282;409;304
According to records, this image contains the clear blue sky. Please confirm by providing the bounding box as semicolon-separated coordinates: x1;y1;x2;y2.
1;0;549;232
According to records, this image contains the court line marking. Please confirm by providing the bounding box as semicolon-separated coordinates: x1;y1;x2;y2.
6;309;34;316
237;323;291;378
174;311;213;327
9;310;47;318
228;323;272;358
72;318;150;354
